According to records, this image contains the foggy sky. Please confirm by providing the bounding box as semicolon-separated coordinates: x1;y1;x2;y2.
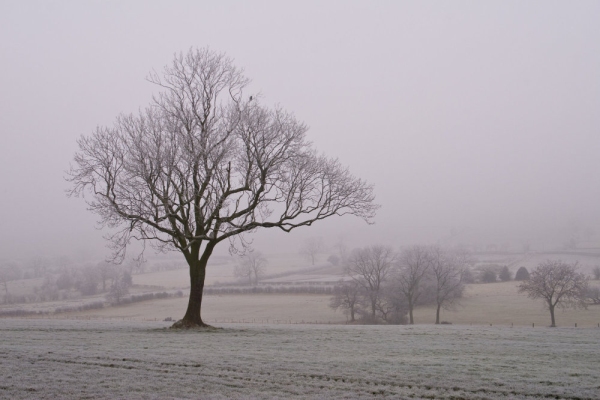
1;1;599;261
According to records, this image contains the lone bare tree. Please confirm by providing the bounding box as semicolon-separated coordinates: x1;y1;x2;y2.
234;251;267;285
299;237;324;265
345;245;395;320
396;245;431;324
518;260;589;327
67;48;378;328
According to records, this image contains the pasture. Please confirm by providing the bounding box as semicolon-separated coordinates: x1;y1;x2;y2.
1;319;598;399
59;281;600;328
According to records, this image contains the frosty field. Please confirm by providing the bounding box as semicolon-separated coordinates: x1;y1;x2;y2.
1;319;599;399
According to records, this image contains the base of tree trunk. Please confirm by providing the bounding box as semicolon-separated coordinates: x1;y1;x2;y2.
170;319;219;330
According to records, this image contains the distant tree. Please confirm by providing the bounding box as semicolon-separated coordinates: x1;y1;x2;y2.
0;262;21;299
67;47;378;328
327;254;340;266
514;266;530;281
345;245;395;320
127;256;147;275
592;266;600;280
300;237;324;265
234;252;267;285
499;266;512;282
107;271;132;304
333;237;349;265
396;245;431;324
462;268;476;284
586;286;600;305
38;274;59;302
428;246;469;324
481;269;497;283
518;260;589;327
77;266;100;296
29;256;46;278
56;269;75;290
377;282;408;324
97;262;116;292
329;280;361;322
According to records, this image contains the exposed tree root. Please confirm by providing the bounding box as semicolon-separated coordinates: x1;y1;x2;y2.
170;319;220;331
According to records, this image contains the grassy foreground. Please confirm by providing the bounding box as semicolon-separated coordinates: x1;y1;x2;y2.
1;319;599;399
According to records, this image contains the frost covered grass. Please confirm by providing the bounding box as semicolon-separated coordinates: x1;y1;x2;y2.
1;319;599;399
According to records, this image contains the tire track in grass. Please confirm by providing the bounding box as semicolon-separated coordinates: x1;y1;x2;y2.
24;353;596;400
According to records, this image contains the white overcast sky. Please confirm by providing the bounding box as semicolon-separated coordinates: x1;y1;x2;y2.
1;1;599;261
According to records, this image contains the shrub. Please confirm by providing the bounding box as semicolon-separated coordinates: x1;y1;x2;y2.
515;267;530;281
462;268;476;284
481;269;497;283
499;266;512;282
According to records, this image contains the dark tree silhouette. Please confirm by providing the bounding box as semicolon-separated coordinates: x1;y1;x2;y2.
499;266;511;282
67;48;379;328
515;266;530;281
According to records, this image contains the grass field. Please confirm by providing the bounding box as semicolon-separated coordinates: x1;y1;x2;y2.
58;281;600;328
1;319;599;399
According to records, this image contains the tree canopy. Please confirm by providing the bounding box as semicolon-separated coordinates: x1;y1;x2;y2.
67;48;378;327
518;260;589;327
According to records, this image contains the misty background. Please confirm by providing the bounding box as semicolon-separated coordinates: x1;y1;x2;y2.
1;1;599;263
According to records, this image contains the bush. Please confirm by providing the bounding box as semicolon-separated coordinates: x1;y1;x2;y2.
327;255;340;266
462;268;476;284
515;267;530;281
499;266;512;282
481;269;497;283
592;266;600;280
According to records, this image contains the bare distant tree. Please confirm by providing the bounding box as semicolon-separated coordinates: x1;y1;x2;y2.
518;260;589;327
107;271;133;304
234;251;267;285
329;280;361;322
300;237;324;265
67;47;378;328
0;262;21;299
333;236;349;265
592;266;600;280
376;283;408;324
29;256;46;278
345;245;395;320
77;265;100;296
428;246;469;324
586;286;600;305
396;245;431;324
97;262;116;292
127;256;147;275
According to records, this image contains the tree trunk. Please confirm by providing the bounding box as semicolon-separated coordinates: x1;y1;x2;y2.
435;303;441;324
371;297;376;318
174;244;214;328
549;303;556;327
408;297;414;324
